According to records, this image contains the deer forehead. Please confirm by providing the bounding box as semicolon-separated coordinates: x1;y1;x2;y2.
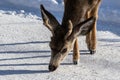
50;38;71;49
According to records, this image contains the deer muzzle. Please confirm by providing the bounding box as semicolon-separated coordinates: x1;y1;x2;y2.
48;64;58;71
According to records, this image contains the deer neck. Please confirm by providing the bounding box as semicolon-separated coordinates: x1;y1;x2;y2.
62;0;88;30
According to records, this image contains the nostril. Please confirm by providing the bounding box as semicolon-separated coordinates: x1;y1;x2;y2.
49;65;57;71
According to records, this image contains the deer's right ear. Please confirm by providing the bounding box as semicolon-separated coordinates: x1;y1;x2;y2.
67;17;95;41
40;4;60;34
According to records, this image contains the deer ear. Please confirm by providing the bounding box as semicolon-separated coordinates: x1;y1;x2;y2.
64;20;73;40
40;4;60;34
77;17;96;35
68;17;96;40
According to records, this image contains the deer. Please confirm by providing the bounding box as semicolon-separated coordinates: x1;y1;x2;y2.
40;0;101;71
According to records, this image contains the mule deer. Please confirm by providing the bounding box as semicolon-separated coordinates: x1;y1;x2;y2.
40;0;101;71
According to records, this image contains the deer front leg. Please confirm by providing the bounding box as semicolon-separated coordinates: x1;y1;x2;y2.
86;18;97;54
86;26;96;55
90;22;97;54
73;38;80;64
86;32;91;50
86;0;101;54
86;11;93;54
86;12;97;54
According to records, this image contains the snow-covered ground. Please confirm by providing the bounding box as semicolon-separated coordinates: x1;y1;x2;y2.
0;0;120;80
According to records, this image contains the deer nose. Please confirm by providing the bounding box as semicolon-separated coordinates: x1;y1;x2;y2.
49;65;57;71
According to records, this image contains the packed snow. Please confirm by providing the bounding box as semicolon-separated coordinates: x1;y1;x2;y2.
0;0;120;80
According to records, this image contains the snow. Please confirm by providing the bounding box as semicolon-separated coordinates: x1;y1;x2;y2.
0;0;120;80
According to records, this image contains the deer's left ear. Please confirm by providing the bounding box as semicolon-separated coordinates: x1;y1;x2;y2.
40;4;60;35
68;17;96;40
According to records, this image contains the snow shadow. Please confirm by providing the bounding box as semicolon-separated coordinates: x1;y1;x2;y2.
0;55;50;62
69;50;92;55
0;63;49;67
99;39;120;42
98;38;120;47
0;41;51;54
0;50;50;54
0;41;93;54
0;70;49;75
0;41;49;46
80;50;92;55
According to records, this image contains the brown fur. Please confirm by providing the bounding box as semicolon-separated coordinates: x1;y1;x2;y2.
62;0;101;63
40;0;101;71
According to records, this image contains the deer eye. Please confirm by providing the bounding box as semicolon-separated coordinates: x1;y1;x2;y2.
61;48;67;53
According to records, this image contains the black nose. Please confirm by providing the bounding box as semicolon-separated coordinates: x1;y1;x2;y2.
49;65;57;71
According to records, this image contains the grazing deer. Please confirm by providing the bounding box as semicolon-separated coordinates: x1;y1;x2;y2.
40;0;101;71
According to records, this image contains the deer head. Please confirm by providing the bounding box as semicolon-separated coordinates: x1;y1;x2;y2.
40;5;95;71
